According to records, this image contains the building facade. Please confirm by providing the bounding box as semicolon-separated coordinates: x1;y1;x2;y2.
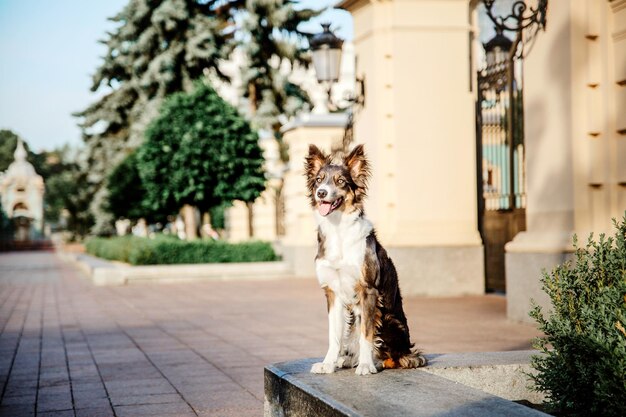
0;139;45;241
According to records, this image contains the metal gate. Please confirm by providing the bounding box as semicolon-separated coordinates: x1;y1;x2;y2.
476;54;526;292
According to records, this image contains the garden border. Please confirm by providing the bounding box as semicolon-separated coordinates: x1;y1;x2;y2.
61;252;294;286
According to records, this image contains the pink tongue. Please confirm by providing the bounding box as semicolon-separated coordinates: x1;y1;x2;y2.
318;202;332;216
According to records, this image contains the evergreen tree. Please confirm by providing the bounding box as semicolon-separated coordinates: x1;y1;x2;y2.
75;0;238;234
237;0;318;136
235;0;320;235
136;81;266;236
0;130;43;174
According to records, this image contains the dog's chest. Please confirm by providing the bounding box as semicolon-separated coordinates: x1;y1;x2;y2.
315;213;373;302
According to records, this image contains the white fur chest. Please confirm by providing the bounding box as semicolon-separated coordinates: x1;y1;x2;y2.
314;211;373;304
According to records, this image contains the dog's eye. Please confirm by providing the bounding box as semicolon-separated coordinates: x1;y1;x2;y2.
316;177;322;183
337;178;345;185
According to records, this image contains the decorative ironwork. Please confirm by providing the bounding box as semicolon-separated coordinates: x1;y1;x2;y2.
477;61;525;211
483;0;548;60
483;0;548;33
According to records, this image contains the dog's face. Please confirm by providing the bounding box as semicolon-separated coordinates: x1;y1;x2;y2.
304;144;370;216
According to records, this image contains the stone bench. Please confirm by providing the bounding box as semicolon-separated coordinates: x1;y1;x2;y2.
264;351;549;417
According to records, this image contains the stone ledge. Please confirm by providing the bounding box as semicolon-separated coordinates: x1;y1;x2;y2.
62;252;293;286
264;352;549;417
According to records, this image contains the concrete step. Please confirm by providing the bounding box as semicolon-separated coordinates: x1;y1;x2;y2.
264;352;550;417
64;252;294;285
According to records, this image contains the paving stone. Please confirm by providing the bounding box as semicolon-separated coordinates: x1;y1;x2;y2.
37;392;73;413
0;404;34;417
110;393;183;406
73;393;110;410
113;402;196;417
37;411;74;417
75;407;115;417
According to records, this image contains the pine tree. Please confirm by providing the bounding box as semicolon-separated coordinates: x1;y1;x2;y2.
236;0;320;235
238;0;318;133
75;0;238;234
0;130;41;173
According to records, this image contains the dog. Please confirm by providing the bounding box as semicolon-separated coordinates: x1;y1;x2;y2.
305;144;426;375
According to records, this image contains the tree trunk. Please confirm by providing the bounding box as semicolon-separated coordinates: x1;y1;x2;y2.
182;204;198;240
247;82;258;239
246;201;254;238
275;178;285;236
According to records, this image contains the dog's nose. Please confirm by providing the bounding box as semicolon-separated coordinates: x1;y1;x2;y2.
317;189;327;199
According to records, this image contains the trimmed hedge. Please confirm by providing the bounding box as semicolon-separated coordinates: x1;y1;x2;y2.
85;236;279;265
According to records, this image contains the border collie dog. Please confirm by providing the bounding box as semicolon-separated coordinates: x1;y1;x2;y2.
305;144;426;375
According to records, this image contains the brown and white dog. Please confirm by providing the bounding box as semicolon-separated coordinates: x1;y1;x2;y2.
305;144;426;375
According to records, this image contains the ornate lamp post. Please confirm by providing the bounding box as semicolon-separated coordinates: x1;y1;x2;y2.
309;23;365;152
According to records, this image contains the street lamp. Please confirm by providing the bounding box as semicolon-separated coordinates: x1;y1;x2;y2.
309;23;365;151
310;23;344;84
483;27;513;66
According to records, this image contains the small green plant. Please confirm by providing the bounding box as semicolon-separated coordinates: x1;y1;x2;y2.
530;215;626;416
85;236;279;265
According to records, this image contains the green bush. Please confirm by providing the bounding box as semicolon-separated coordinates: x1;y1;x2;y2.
85;236;147;263
530;216;626;416
85;236;278;265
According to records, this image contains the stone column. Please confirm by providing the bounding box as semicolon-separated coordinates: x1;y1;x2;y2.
339;0;484;295
505;1;577;322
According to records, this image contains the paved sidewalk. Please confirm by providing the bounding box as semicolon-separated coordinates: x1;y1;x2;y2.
0;251;542;417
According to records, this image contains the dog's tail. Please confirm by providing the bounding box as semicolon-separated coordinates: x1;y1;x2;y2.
382;348;427;369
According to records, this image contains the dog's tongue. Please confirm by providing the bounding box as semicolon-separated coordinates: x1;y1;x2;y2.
318;201;332;216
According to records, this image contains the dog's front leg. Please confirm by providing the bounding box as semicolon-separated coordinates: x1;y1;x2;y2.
355;283;379;375
311;287;344;374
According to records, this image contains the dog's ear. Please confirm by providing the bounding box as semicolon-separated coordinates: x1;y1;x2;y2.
344;144;370;189
305;145;329;178
304;144;330;194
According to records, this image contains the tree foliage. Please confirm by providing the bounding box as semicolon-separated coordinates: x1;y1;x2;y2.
75;0;321;234
106;152;157;221
530;215;626;416
136;81;266;215
0;129;42;174
237;0;319;131
75;0;239;234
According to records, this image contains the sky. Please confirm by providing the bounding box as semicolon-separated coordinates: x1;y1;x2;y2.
0;0;352;153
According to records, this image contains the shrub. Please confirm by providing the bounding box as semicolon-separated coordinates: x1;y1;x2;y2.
85;236;278;265
530;216;626;416
85;236;146;263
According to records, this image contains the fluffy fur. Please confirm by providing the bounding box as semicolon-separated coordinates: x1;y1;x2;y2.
305;144;426;375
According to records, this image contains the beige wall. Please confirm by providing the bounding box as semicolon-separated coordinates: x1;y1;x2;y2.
576;0;626;235
225;187;278;243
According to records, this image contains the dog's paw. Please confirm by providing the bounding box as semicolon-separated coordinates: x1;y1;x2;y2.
336;356;355;369
355;362;378;376
310;362;336;374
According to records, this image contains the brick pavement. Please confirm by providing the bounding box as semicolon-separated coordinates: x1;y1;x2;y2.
0;251;542;417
